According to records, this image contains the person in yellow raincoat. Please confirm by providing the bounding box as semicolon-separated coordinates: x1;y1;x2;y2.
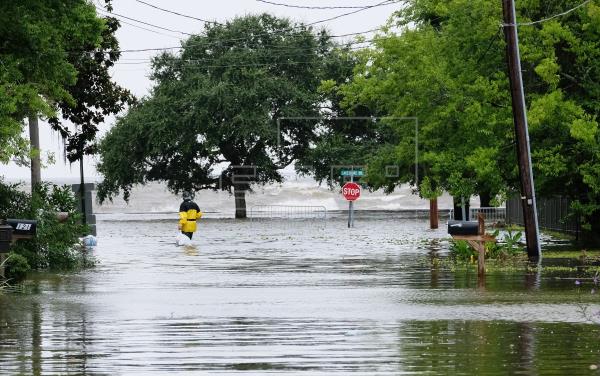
178;191;202;239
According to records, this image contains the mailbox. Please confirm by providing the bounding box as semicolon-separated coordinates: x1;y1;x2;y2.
0;224;12;253
448;220;479;236
6;219;37;238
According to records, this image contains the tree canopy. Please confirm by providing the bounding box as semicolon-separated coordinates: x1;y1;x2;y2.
48;4;135;163
0;0;106;163
311;0;600;230
97;13;346;217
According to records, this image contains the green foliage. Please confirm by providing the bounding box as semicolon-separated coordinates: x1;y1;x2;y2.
449;240;476;262
0;0;107;163
49;3;135;162
486;229;524;259
0;180;91;280
332;0;513;203
4;253;30;282
330;0;600;234
502;229;523;254
450;229;524;263
97;14;346;217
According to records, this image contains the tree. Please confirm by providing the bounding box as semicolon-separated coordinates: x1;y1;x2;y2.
98;14;340;218
48;3;134;163
331;0;600;232
320;0;515;215
0;0;106;167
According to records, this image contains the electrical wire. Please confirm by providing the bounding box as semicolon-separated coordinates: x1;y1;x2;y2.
111;33;393;59
504;0;592;27
113;27;388;54
95;3;194;36
88;0;395;58
96;9;181;39
125;0;400;41
255;0;390;10
134;0;223;25
305;0;399;26
474;27;503;65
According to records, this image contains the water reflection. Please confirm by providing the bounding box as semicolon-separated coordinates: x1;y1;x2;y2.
0;216;599;374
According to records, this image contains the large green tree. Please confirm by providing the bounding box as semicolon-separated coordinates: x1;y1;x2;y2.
98;14;343;218
336;0;515;211
0;0;106;164
49;3;134;163
327;0;600;230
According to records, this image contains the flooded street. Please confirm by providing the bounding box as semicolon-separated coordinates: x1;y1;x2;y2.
1;213;600;375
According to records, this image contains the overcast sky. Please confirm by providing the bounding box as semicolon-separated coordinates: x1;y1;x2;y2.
2;0;399;181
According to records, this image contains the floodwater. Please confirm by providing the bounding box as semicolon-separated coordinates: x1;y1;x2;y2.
1;213;599;375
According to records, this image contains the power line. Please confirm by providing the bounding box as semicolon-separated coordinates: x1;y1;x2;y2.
128;0;393;38
95;3;194;36
111;59;327;72
475;27;503;65
89;1;393;56
503;0;592;26
305;0;399;26
96;9;181;39
255;0;388;10
112;27;388;54
134;0;223;25
112;33;392;56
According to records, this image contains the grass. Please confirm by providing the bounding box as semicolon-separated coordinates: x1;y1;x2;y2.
435;243;600;273
542;229;577;241
543;250;600;259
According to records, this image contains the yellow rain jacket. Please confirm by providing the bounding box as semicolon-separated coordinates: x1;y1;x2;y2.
179;200;202;233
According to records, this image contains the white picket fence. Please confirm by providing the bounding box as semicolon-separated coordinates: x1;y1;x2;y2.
249;205;327;220
448;207;506;223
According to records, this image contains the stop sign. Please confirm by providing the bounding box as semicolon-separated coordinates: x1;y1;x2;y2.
342;182;361;201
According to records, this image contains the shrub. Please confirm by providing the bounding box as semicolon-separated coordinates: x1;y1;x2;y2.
450;240;476;261
0;180;92;280
450;229;525;263
4;252;30;282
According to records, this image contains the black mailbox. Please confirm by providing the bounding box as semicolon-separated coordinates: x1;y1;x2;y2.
448;220;479;236
6;219;37;238
0;224;12;253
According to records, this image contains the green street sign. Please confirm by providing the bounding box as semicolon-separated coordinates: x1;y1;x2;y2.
340;169;364;177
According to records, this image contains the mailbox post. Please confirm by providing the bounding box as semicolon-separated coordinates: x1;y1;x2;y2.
448;214;496;287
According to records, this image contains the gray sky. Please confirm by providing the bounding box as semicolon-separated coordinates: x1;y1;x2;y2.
3;0;399;181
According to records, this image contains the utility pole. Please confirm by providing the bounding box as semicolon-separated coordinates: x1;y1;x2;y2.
502;0;541;258
79;155;87;226
28;115;41;193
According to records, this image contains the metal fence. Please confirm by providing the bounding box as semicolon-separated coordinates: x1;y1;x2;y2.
249;205;327;221
448;207;507;224
506;195;579;233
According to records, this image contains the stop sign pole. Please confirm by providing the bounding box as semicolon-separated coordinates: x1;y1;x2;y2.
342;178;361;228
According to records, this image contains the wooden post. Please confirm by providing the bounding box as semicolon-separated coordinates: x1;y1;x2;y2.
429;198;439;229
450;215;494;288
29;115;41;193
478;213;485;235
0;253;6;279
502;0;541;259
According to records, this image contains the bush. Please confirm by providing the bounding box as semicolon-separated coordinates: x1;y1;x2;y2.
4;252;30;282
0;180;93;281
450;240;476;261
450;229;524;263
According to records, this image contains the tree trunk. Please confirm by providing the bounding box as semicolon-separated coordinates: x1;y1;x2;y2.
429;198;439;229
234;185;247;219
452;196;470;220
29;115;41;193
479;191;492;208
